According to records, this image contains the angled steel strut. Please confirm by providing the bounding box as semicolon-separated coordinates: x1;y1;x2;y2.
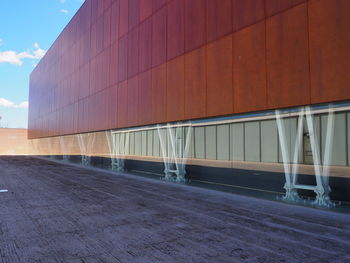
276;106;335;207
158;123;192;183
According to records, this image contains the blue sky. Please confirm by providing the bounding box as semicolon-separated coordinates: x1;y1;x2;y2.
0;0;85;128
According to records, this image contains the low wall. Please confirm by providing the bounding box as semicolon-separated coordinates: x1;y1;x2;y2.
0;128;31;155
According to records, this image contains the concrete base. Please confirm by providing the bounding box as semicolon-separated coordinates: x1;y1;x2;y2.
0;156;349;263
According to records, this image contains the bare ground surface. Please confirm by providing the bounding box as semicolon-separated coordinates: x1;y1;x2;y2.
0;156;349;263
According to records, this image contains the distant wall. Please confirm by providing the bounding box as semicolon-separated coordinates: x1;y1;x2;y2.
0;128;31;155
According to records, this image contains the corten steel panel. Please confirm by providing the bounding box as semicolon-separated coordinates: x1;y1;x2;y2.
74;70;80;102
185;47;207;119
167;0;185;60
127;76;139;127
101;88;110;129
140;0;153;21
167;56;185;122
265;0;293;17
207;0;232;42
153;0;168;12
69;104;75;134
91;95;99;131
152;6;167;67
309;0;350;104
266;4;310;108
151;64;167;123
81;63;90;99
81;96;86;132
233;0;265;31
31;0;348;139
89;58;97;95
91;23;97;59
110;0;120;44
74;103;79;134
103;0;112;12
118;81;128;127
118;35;128;82
139;18;152;72
294;0;307;5
206;35;233;117
76;12;83;40
110;41;119;86
265;0;306;17
68;77;73;105
138;70;153;125
91;92;102;131
96;16;104;54
80;1;91;34
234;22;267;113
119;0;129;37
96;52;104;92
185;0;207;52
102;88;111;130
129;0;140;30
102;47;111;90
128;27;140;78
109;84;118;129
90;94;97;131
103;7;111;50
81;31;91;66
97;0;105;18
77;100;83;133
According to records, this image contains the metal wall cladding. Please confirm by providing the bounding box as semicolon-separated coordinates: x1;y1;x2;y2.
266;3;310;108
184;47;206;119
167;0;185;60
233;21;267;113
309;0;350;104
138;70;152;125
167;56;185;122
28;0;350;139
206;35;233;117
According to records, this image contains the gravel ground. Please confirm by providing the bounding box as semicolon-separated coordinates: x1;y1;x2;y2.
0;156;349;263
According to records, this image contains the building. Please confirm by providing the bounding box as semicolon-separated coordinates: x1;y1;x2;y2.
28;0;350;207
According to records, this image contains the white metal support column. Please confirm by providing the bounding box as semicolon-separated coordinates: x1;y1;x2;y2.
158;123;192;183
105;131;115;170
110;131;130;172
77;133;96;166
305;106;335;206
276;108;304;202
46;137;55;159
59;136;69;162
276;106;335;207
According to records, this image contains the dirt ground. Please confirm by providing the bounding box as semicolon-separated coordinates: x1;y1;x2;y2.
0;156;349;263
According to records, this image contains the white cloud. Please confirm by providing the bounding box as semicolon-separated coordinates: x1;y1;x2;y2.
0;98;28;109
0;39;3;46
60;9;68;14
59;0;66;3
0;43;46;66
18;101;29;108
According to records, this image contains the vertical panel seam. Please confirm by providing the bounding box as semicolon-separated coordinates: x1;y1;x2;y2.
306;1;312;104
264;0;269;109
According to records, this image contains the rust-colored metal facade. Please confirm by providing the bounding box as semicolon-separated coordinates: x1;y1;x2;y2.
28;0;350;139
